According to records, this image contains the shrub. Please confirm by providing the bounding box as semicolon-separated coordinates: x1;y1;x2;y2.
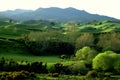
92;51;115;71
48;73;59;77
30;61;47;73
75;46;97;61
47;64;56;73
104;73;111;77
0;58;49;74
8;59;19;71
68;61;89;75
60;54;67;59
103;77;110;80
54;63;63;74
93;51;120;72
48;63;63;74
0;71;36;80
86;70;98;78
113;55;120;73
52;73;59;77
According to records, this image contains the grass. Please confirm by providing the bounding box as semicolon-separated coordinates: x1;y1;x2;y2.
0;20;120;39
111;75;120;78
36;74;120;80
78;20;120;32
1;20;120;80
0;52;61;63
0;27;30;38
37;74;86;80
0;39;61;63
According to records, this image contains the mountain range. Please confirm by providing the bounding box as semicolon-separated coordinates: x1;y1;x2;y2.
0;7;119;23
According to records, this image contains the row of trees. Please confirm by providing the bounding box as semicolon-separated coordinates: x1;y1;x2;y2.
25;31;75;55
24;30;120;56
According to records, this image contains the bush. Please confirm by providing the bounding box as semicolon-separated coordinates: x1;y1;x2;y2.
47;63;63;74
92;51;115;71
92;51;120;72
68;61;89;75
0;58;48;74
75;46;97;61
54;63;63;74
30;61;47;73
47;64;56;73
0;71;36;80
113;55;120;73
104;73;111;77
86;70;98;78
52;73;59;77
103;77;110;80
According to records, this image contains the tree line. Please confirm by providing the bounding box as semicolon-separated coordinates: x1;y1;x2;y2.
22;31;120;56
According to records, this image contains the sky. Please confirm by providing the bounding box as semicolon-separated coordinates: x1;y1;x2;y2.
0;0;120;19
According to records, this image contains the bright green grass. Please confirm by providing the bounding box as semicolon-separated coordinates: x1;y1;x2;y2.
78;21;120;32
0;27;30;38
0;53;61;63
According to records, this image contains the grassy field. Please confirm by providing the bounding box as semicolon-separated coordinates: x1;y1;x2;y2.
0;39;61;63
0;53;61;63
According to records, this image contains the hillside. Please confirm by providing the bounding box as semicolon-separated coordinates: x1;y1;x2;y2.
0;7;119;23
78;20;120;32
0;20;120;39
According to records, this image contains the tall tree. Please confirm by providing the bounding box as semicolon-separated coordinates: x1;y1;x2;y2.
75;33;94;50
66;21;79;44
97;32;120;52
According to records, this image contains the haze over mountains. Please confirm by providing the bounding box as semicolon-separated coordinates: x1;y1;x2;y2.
0;7;119;23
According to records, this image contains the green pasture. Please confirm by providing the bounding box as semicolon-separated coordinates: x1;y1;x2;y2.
0;52;62;63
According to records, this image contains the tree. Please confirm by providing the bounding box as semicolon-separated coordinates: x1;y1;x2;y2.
75;46;97;61
9;19;13;23
68;61;88;75
93;51;120;72
75;33;94;50
113;54;120;73
97;32;120;52
92;51;116;71
50;22;55;26
26;30;75;55
66;21;79;44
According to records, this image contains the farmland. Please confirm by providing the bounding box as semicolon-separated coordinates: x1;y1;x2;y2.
0;19;120;79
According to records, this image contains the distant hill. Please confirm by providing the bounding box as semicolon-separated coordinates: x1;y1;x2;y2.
0;7;119;23
77;20;120;32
